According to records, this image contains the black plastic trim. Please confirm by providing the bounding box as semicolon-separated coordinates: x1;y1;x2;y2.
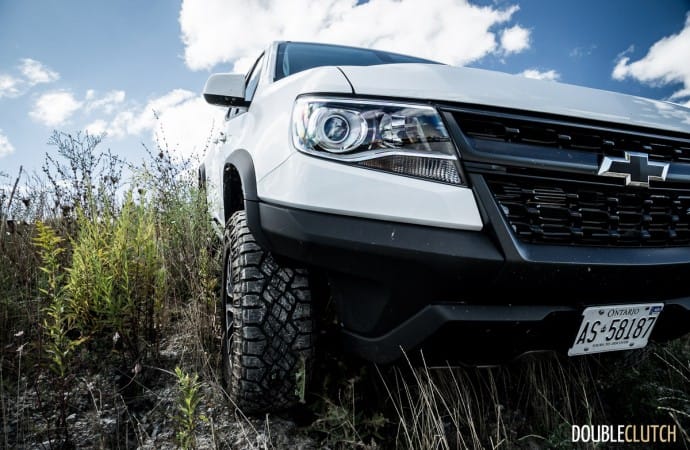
225;149;259;202
439;104;690;142
342;297;690;364
224;150;270;248
341;304;575;364
203;93;249;108
258;201;503;271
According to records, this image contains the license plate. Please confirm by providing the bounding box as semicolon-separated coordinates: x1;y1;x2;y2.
568;303;663;356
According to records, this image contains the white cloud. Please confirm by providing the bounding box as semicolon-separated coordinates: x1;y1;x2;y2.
154;96;223;158
28;89;127;128
19;58;60;85
0;75;22;98
518;68;560;81
29;91;83;127
669;88;690;101
85;90;126;114
612;14;690;104
569;44;596;59
85;119;108;135
107;89;197;137
90;89;224;159
108;110;135;138
0;130;15;158
179;0;527;72
0;58;60;98
500;25;530;54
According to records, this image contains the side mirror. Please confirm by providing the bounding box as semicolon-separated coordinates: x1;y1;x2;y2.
203;73;248;107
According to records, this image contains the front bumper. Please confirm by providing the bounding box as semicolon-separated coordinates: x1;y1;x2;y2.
254;200;690;364
257;150;482;230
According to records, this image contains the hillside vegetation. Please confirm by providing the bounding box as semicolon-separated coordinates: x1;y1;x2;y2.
1;131;690;449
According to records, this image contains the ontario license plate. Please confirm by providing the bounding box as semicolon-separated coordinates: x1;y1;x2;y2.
568;303;663;356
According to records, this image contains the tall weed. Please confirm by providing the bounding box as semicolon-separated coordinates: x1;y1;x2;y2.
34;221;85;446
42;131;122;219
67;194;166;366
135;137;220;375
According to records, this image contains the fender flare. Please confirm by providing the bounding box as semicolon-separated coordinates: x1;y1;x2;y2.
224;149;270;249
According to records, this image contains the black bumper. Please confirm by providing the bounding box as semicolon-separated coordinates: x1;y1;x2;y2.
253;200;690;364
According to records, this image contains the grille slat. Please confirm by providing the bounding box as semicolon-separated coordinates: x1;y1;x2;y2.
488;177;690;247
455;112;690;163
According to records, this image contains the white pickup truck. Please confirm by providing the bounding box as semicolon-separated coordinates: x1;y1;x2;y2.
200;41;690;413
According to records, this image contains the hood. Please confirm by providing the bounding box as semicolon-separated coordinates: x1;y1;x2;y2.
337;63;690;134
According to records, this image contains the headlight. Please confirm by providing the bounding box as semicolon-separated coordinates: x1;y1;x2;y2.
291;96;463;184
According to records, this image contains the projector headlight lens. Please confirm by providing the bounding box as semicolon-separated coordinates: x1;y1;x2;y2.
306;108;367;153
291;97;463;184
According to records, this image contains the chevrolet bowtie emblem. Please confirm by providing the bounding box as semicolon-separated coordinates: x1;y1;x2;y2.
598;151;669;188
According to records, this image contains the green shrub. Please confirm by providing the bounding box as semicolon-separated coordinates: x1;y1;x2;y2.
67;193;166;364
174;366;205;450
34;221;85;446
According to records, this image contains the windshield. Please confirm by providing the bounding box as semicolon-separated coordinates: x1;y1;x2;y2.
275;42;441;81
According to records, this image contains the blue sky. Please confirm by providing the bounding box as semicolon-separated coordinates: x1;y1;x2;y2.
1;0;690;180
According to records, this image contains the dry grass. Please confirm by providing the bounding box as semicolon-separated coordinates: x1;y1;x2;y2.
1;128;690;448
376;353;604;449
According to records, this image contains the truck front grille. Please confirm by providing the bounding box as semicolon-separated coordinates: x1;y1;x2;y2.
487;176;690;247
443;106;690;248
453;111;690;163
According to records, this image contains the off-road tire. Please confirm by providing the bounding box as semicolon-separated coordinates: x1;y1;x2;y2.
221;210;313;413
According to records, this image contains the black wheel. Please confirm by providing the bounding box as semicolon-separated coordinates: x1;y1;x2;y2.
221;210;314;413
